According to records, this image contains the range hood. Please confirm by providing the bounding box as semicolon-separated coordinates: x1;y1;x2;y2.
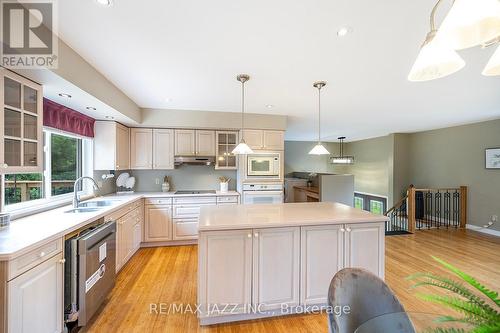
174;156;215;166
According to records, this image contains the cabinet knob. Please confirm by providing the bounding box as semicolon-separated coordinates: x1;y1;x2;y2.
254;232;259;238
3;164;8;168
346;227;352;232
247;233;252;238
39;251;46;257
116;165;120;168
340;228;345;233
59;258;66;264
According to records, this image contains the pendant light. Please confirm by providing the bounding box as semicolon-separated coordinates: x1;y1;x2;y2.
435;0;500;50
232;74;254;155
331;136;354;164
483;44;500;76
309;81;330;155
408;0;465;82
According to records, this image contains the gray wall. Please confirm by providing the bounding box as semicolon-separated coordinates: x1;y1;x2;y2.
408;119;500;231
284;141;340;174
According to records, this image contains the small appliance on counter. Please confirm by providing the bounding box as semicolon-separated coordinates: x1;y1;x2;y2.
115;172;135;193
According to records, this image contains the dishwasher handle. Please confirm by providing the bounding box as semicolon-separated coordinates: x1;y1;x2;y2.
78;221;116;253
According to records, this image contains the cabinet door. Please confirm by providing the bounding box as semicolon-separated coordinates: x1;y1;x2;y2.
195;130;215;156
130;128;153;169
263;130;284;150
153;129;174;169
133;221;142;252
116;124;130;170
301;225;344;305
144;205;172;242
215;131;237;169
173;218;198;240
116;216;126;271
174;129;195;156
253;227;300;311
8;253;63;333
242;130;263;150
344;222;385;279
198;230;253;316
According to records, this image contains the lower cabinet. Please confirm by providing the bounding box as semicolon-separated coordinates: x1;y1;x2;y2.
144;204;173;242
345;222;385;278
7;253;63;333
173;218;198;240
114;201;144;272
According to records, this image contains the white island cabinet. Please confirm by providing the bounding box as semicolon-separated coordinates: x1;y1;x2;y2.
197;202;387;325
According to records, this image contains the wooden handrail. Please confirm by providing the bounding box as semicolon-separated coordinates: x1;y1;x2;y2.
385;195;408;216
413;188;461;192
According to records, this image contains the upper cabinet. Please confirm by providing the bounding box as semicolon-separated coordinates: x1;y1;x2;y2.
216;131;238;170
130;128;153;169
130;128;174;170
94;121;130;170
175;129;215;156
0;68;43;173
242;130;284;151
153;129;174;169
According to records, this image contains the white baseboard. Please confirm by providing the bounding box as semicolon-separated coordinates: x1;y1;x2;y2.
466;224;500;237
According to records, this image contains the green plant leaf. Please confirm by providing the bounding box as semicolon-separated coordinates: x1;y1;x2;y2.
431;256;500;307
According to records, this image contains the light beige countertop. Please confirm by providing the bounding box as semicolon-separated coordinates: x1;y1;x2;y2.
0;191;239;260
199;202;389;231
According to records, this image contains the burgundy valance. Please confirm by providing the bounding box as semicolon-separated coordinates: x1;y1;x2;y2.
43;98;95;137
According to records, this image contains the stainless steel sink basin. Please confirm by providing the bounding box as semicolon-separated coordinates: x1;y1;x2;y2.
78;200;118;208
64;207;102;214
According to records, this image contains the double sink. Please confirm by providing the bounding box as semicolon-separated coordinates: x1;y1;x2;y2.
65;200;121;214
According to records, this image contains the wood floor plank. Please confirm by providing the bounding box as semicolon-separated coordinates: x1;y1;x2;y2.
83;229;500;333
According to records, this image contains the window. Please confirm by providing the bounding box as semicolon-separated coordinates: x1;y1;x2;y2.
3;129;92;211
354;193;387;215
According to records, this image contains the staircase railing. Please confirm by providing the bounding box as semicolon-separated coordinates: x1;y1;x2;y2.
385;185;467;234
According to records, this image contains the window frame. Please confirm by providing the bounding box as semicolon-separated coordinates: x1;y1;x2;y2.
354;192;388;215
2;128;93;218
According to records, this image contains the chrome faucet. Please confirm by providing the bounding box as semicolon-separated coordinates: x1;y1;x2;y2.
73;177;100;208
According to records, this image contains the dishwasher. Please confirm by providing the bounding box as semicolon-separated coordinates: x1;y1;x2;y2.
64;219;116;330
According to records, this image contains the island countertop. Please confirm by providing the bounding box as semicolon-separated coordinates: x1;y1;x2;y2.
198;202;389;231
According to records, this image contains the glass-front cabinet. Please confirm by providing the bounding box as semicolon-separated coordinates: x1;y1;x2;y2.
1;68;43;173
215;131;238;170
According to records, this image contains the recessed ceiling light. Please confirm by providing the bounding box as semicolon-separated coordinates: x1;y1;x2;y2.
95;0;113;6
337;26;353;37
266;104;274;109
58;93;72;98
164;98;173;103
86;106;97;111
105;115;115;120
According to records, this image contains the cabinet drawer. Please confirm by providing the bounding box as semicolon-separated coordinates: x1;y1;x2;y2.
217;196;238;204
173;196;216;205
173;219;198;240
173;205;202;218
146;198;173;205
8;238;63;281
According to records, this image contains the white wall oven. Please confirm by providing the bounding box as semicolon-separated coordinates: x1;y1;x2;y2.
247;153;280;177
242;183;284;204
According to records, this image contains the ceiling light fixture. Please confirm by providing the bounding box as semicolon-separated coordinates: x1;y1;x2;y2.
409;0;500;81
105;115;115;120
231;74;253;155
482;44;500;76
58;93;72;98
408;0;465;82
331;136;354;164
86;106;97;111
309;81;330;155
95;0;113;7
266;104;274;109
337;26;352;37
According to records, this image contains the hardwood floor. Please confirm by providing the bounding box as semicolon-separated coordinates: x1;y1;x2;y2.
83;229;500;333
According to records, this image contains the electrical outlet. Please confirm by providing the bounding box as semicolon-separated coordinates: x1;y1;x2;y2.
492;215;498;222
155;178;160;185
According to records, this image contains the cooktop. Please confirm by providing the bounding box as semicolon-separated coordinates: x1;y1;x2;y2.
174;190;216;195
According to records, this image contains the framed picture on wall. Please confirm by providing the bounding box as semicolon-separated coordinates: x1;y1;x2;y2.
485;148;500;169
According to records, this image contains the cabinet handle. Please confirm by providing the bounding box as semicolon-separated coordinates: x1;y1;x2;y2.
247;233;252;238
254;232;259;238
116;165;120;168
3;164;8;168
346;227;352;232
59;258;66;264
340;228;345;233
39;251;46;258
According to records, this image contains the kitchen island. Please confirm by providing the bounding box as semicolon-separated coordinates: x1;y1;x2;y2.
197;202;389;325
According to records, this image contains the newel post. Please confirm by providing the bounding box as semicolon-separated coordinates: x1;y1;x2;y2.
460;186;468;228
407;185;416;233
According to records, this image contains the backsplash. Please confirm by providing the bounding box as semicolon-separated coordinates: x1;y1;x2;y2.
95;166;237;194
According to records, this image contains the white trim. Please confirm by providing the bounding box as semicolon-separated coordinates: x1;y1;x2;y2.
354;191;389;201
466;224;500;237
43;127;93;141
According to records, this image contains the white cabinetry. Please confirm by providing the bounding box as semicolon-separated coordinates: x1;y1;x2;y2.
153;129;174;169
130;128;153;169
7;253;63;333
252;227;300;310
344;222;385;278
301;225;344;305
242;130;284;150
175;129;215;156
196;130;216;156
198;229;253;316
215;131;238;170
94;121;130;170
144;202;173;242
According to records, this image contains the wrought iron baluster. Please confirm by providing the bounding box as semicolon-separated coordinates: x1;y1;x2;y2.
444;191;450;228
435;190;441;229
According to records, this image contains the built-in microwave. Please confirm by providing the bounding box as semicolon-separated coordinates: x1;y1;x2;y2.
247;153;280;177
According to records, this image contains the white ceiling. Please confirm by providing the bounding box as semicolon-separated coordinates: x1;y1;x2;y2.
57;0;500;141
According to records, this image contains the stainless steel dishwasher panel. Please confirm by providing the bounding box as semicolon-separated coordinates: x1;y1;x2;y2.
77;221;116;326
